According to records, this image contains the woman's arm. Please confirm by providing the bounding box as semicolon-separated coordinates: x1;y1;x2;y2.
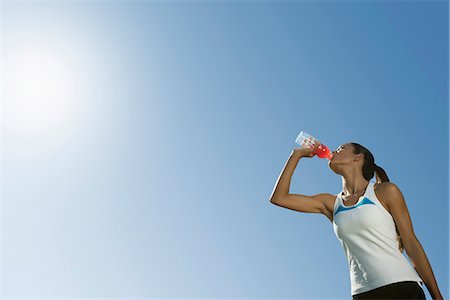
381;183;443;300
406;238;443;300
269;151;302;200
269;142;319;200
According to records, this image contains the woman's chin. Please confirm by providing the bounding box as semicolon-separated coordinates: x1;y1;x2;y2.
328;161;335;171
328;160;340;173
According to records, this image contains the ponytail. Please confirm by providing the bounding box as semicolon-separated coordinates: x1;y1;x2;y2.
374;164;390;184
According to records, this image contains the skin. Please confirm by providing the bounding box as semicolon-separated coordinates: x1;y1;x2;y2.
325;143;443;299
328;143;370;203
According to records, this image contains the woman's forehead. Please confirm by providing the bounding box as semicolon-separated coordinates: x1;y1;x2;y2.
338;143;351;148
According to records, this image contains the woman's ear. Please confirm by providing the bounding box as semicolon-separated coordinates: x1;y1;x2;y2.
354;153;364;162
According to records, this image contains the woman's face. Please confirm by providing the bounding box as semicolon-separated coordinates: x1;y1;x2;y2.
328;143;355;171
332;143;350;158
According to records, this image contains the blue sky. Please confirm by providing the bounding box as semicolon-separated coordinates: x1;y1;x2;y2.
1;0;448;299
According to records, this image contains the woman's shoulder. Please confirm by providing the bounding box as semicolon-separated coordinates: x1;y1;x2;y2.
373;182;401;212
322;193;340;220
374;181;397;192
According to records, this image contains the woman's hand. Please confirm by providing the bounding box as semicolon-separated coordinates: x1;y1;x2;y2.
292;141;321;158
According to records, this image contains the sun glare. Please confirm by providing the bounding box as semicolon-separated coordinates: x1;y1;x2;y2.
8;44;77;135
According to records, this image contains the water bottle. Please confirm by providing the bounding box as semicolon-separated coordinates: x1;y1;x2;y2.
295;131;333;160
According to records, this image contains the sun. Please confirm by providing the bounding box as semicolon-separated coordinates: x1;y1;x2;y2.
7;43;77;135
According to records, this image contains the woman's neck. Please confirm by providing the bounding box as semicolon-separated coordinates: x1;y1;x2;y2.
342;177;369;196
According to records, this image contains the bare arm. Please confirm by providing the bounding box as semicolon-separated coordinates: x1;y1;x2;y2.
269;151;303;200
406;239;443;300
269;144;333;218
383;183;443;299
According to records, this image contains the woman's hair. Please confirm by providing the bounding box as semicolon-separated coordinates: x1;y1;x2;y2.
350;142;404;253
349;142;389;184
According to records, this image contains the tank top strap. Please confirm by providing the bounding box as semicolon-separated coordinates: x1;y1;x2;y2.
366;181;382;205
366;181;397;230
366;181;382;207
333;193;340;210
333;190;344;217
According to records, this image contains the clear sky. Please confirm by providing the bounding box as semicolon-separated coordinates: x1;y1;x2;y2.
1;0;448;299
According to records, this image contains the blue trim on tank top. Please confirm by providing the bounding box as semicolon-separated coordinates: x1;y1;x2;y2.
334;197;376;216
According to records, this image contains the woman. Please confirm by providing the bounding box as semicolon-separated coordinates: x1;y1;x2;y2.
269;141;443;299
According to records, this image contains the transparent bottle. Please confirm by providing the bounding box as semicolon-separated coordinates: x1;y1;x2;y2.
295;131;333;160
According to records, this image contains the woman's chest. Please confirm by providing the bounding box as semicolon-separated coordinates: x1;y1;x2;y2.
333;203;392;236
342;186;390;213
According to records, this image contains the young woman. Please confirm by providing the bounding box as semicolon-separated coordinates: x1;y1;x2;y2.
270;141;443;299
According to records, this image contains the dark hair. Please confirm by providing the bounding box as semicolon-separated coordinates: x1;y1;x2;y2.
350;142;404;253
349;142;389;184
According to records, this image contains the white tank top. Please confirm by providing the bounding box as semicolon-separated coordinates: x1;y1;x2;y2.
332;181;423;295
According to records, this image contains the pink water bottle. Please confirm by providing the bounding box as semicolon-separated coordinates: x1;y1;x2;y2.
295;131;333;160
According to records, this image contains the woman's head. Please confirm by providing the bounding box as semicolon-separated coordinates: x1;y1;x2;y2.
328;142;389;184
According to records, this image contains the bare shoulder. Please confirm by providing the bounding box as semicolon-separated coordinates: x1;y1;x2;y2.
322;193;337;210
374;182;400;193
374;182;402;208
322;193;338;223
